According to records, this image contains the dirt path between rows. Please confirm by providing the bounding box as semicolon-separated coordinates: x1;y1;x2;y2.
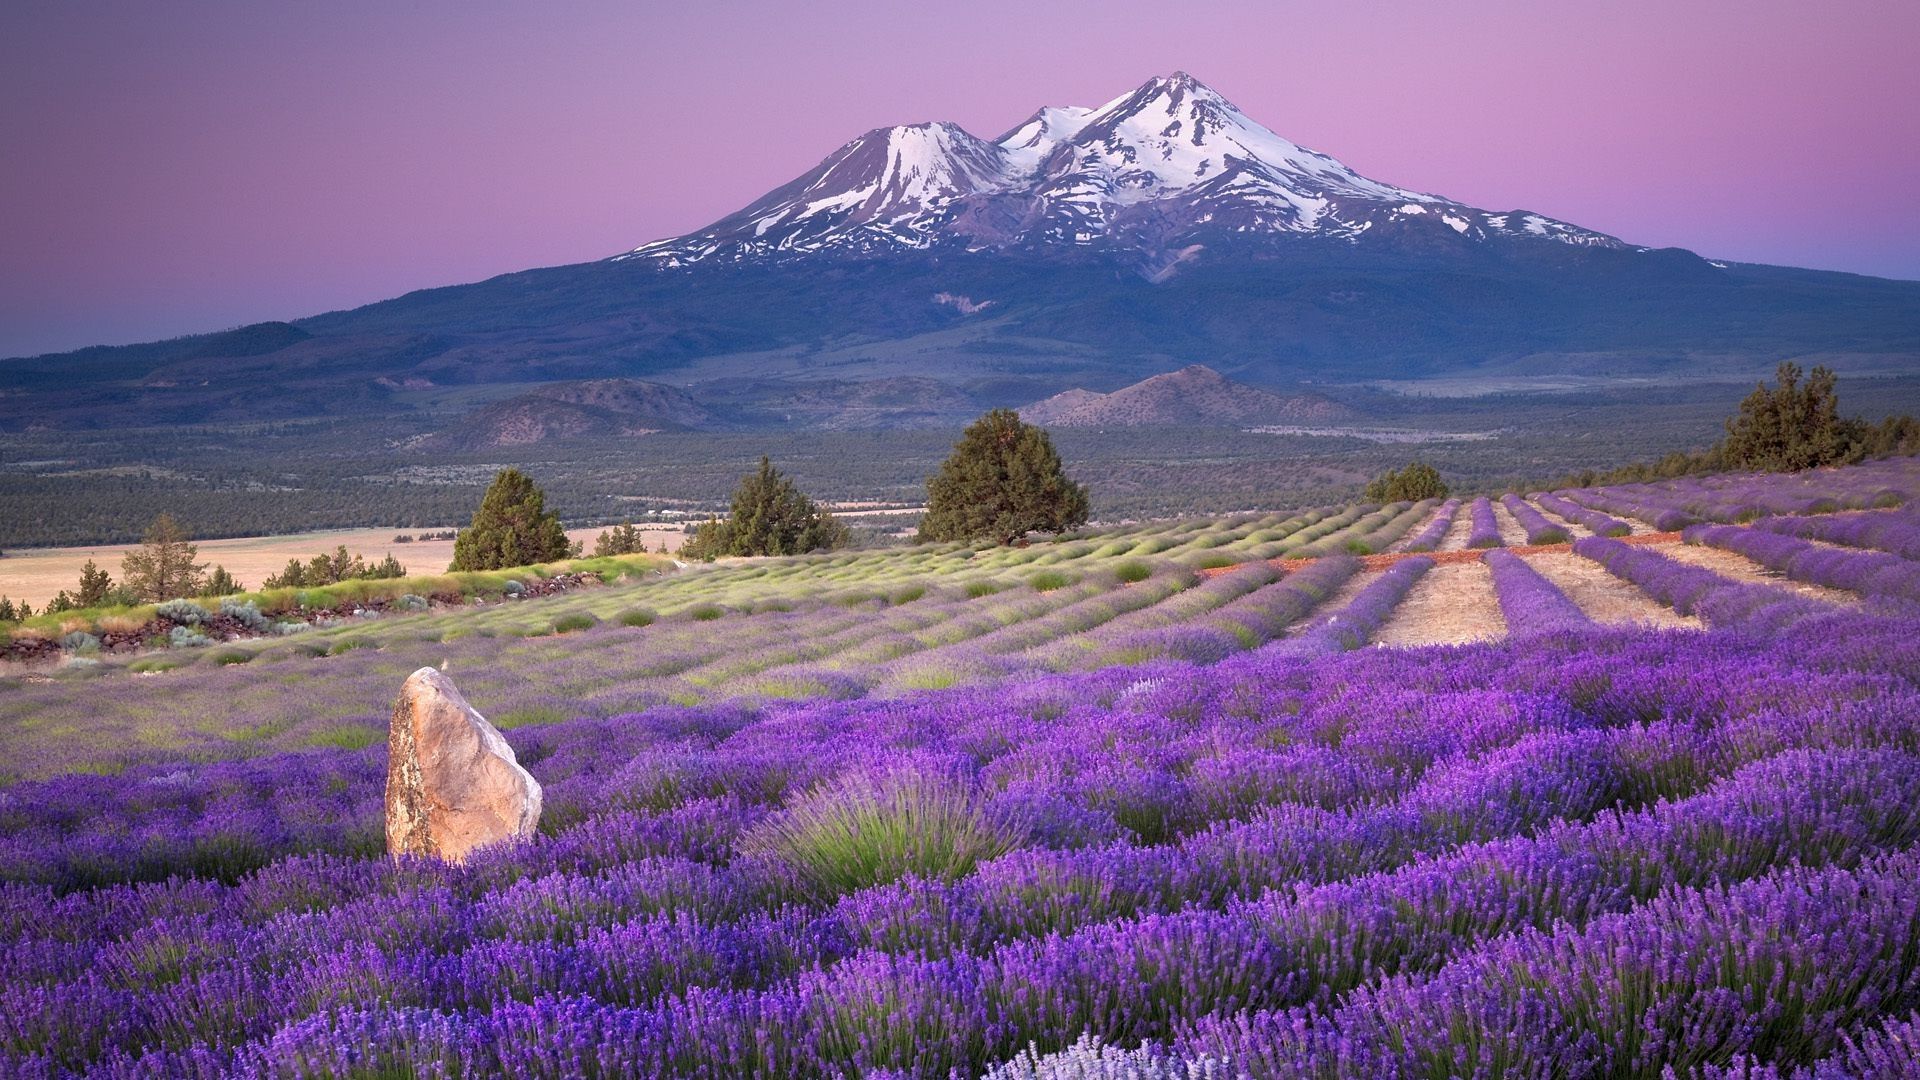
1372;560;1504;646
1492;501;1531;546
1655;542;1858;606
1435;506;1477;552
1525;551;1701;629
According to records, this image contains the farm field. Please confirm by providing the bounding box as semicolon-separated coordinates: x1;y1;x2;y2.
0;526;686;611
3;457;1920;1076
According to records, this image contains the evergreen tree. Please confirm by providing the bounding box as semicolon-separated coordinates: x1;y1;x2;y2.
920;410;1089;545
1720;362;1861;471
450;468;572;571
682;457;849;559
1365;461;1448;502
0;597;17;621
594;521;646;557
76;560;116;607
120;514;208;601
202;566;243;596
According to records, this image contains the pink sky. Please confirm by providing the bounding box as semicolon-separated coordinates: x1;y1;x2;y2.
2;0;1916;357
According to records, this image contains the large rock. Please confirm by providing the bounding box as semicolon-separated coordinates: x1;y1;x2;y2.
385;667;542;862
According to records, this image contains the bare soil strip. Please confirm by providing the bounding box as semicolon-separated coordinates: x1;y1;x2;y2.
1656;542;1859;605
1530;499;1595;540
1492;500;1532;546
1435;506;1477;552
1372;560;1504;646
1527;551;1701;629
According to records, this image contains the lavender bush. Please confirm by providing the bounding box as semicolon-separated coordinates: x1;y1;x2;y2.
1500;493;1572;545
1486;548;1590;636
1466;497;1503;548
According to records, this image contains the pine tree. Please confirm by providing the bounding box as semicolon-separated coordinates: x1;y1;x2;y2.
682;457;849;559
120;514;208;601
594;521;645;557
1720;362;1862;471
450;468;572;571
203;566;243;596
920;410;1089;545
76;560;116;607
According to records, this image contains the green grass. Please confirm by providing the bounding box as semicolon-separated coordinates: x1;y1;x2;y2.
616;608;656;627
550;612;599;635
304;726;381;750
1113;560;1152;584
1028;570;1073;592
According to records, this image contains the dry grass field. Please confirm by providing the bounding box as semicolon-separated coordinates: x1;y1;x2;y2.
0;525;684;608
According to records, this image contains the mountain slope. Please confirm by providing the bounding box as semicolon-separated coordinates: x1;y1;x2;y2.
429;379;716;449
1022;365;1351;427
4;71;1917;433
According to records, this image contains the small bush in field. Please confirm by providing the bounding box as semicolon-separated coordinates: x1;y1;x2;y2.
1029;570;1072;592
1114;560;1152;583
747;769;1029;901
965;580;1001;599
217;599;270;631
327;638;372;656
616;608;656;627
210;649;253;666
154;599;206;625
1192;553;1238;570
890;585;926;604
59;631;100;654
688;604;725;622
551;612;598;635
168;626;210;648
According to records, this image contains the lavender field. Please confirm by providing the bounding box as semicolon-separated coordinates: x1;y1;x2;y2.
5;460;1920;1077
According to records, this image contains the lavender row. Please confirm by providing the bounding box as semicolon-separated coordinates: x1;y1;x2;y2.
1752;507;1920;561
49;745;1920;1078
1278;557;1432;656
1466;496;1503;549
1499;493;1572;545
1535;491;1632;536
1485;549;1590;637
1180;847;1920;1078
1396;499;1459;553
1685;522;1920;603
1573;535;1833;632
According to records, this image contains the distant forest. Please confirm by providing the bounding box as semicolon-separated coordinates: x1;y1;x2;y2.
6;376;1919;549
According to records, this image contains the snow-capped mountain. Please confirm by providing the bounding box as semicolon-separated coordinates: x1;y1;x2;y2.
621;72;1622;271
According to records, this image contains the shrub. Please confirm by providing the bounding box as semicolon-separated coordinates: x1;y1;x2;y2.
890;585;926;605
398;594;429;611
1366;461;1449;502
209;649;253;666
688;604;725;622
1029;570;1072;592
965;581;1002;599
327;638;373;656
59;631;101;654
217;599;270;632
1113;560;1153;583
616;608;657;628
550;612;599;635
680;457;850;558
154;599;207;625
168;626;210;648
746;768;1029;901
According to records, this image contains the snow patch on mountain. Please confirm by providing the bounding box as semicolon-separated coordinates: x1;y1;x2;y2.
620;72;1622;269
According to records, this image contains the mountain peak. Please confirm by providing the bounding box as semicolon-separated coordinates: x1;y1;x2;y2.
621;73;1624;269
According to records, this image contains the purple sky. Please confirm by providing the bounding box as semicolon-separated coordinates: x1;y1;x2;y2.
3;0;1917;358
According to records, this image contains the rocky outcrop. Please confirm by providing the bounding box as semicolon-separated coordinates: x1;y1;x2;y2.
385;667;542;862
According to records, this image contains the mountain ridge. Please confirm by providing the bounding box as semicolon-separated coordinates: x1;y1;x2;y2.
620;72;1622;274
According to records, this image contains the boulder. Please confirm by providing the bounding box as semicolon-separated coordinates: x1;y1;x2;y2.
385;667;542;862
